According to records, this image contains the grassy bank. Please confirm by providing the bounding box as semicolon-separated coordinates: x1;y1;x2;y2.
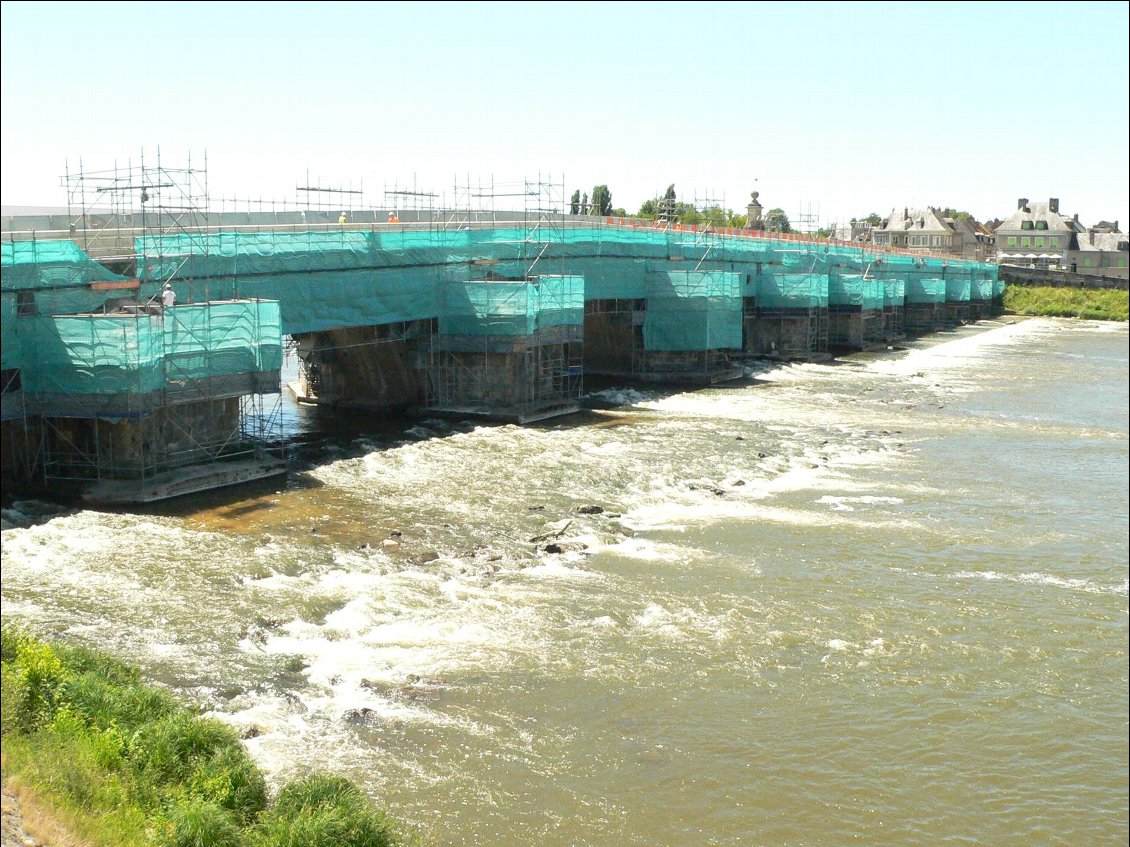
1;626;413;847
1004;285;1129;321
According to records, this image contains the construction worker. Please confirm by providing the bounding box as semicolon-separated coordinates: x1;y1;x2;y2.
161;283;176;309
387;211;400;224
338;211;348;225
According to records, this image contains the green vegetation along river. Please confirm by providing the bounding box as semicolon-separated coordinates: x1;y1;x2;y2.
2;317;1127;846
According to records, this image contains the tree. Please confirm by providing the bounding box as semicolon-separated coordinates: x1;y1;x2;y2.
763;208;792;233
591;185;613;217
659;184;677;223
864;212;882;226
569;190;581;215
702;206;730;228
940;207;972;222
637;199;659;219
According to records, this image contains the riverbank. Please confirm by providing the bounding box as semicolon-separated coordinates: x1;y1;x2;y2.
0;627;415;847
1004;284;1129;320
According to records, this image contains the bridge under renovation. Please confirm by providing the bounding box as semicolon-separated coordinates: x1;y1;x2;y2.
1;218;1002;504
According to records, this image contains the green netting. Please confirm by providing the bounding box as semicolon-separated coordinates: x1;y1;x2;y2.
439;275;584;337
757;273;829;308
972;278;994;300
532;275;585;329
906;278;946;304
18;300;281;396
643;271;742;351
829;274;884;310
992;280;1006;297
882;279;906;306
229;267;441;335
22;313;165;395
1;240;124;291
165;301;283;376
130;227;997;337
1;293;22;370
945;273;971;302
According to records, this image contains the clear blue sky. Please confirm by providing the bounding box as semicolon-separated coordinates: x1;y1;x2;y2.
2;1;1127;229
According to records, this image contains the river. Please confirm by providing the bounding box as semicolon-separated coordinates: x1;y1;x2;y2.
2;317;1127;846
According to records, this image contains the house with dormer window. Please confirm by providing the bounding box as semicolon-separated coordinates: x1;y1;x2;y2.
994;198;1083;269
872;207;988;260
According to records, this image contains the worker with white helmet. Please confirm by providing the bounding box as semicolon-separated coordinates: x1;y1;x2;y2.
161;283;176;309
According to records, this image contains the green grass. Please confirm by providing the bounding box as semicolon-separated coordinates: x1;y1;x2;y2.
1004;285;1129;321
1;626;414;847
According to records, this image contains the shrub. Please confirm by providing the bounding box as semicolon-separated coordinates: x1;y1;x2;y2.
252;774;400;847
66;671;177;734
161;798;245;847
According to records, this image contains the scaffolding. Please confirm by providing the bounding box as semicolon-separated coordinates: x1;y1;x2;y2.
62;149;210;270
903;276;946;335
881;277;907;342
944;268;972;327
14;300;282;490
754;272;829;358
427;273;583;421
827;273;884;349
10;155;290;500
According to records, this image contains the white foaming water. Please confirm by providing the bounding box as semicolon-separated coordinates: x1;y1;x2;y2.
869;318;1057;380
3;319;1126;847
950;570;1128;596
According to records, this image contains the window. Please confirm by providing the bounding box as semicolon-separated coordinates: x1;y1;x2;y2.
1035;236;1045;247
1084;257;1096;267
1048;237;1060;248
1021;237;1031;247
1007;236;1017;247
1035;220;1049;230
932;235;941;246
1021;220;1034;230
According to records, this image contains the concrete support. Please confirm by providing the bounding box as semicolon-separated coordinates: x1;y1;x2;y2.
753;309;829;360
828;307;884;351
293;321;432;412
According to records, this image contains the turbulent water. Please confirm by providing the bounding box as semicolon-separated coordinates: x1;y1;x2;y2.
3;317;1127;846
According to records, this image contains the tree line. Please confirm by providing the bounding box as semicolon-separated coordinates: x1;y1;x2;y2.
568;183;793;231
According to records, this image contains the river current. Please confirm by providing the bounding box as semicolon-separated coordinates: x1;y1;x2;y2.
2;317;1127;846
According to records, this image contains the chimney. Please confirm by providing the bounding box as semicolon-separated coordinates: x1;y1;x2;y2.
1074;213;1079;222
1049;198;1059;213
1018;197;1029;210
903;207;908;220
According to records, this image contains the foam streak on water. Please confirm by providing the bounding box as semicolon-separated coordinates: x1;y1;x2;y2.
2;318;1127;846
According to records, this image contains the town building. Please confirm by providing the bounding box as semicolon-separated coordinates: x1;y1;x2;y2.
995;198;1128;279
993;198;1081;270
872;207;990;260
1066;224;1129;279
